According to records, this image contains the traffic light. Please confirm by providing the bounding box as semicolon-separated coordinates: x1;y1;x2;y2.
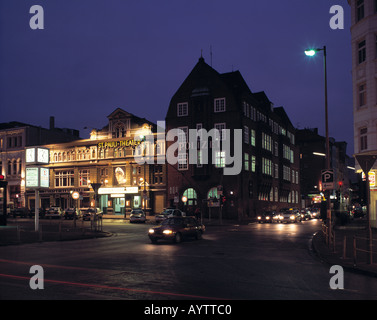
221;195;226;204
0;175;4;180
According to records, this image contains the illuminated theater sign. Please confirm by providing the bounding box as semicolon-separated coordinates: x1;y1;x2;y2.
97;139;142;148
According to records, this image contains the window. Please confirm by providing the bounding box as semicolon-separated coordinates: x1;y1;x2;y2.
183;188;197;206
178;153;188;170
207;187;218;199
243;126;249;144
262;158;272;176
356;0;364;22
244;153;249;171
214;98;226;112
251;155;256;172
55;170;74;187
250;129;256;146
79;169;90;187
214;123;226;141
262;133;272;152
177;103;188;117
360;127;368;151
358;40;366;64
215;151;226;168
283;166;291;181
359;83;366;107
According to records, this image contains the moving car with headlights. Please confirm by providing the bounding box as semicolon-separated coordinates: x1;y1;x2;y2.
148;216;205;244
279;208;301;223
130;209;146;223
257;211;276;223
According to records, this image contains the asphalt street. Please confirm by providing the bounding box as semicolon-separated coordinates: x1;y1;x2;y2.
0;219;377;300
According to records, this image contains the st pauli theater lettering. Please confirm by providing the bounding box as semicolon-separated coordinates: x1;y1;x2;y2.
97;139;142;148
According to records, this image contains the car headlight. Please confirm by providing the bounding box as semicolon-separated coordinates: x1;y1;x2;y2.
266;216;270;220
149;229;155;234
290;215;295;220
163;230;173;235
257;216;261;220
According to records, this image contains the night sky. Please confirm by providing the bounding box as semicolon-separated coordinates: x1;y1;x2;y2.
0;1;353;152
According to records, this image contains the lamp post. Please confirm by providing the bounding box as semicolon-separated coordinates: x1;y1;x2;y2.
305;46;332;245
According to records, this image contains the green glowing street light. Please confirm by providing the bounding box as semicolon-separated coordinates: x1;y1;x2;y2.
304;49;317;57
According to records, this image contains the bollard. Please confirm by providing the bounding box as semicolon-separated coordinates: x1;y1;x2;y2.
342;235;347;259
17;225;21;244
353;236;357;266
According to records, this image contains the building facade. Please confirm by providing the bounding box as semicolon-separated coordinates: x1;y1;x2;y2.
25;108;166;216
297;128;355;211
0;120;79;209
165;57;300;221
349;0;377;226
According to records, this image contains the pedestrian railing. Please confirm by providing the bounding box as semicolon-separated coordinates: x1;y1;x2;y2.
352;235;377;266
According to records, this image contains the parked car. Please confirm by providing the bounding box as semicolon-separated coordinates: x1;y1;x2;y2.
257;211;276;223
11;207;29;218
81;208;102;221
148;216;205;244
28;208;46;218
166;208;186;217
130;209;146;223
45;207;63;219
64;208;80;220
155;208;170;224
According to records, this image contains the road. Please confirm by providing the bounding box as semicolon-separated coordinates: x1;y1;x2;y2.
0;219;377;300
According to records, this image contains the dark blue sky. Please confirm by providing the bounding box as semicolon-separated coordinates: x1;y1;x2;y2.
0;1;353;152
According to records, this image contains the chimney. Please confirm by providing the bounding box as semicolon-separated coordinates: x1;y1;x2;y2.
50;116;55;130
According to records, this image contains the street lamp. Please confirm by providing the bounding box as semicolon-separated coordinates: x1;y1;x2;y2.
305;45;332;245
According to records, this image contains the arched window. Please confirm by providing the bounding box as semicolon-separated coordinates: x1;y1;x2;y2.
207;187;218;199
182;188;197;206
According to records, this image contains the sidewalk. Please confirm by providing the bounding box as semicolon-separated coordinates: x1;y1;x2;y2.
312;219;377;277
0;219;110;246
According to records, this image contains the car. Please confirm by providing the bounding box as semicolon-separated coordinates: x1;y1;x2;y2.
257;211;276;223
309;208;320;219
279;208;301;223
44;207;63;219
64;208;80;220
130;209;146;223
11;207;29;218
148;216;205;244
28;208;46;218
166;208;186;217
155;208;171;223
300;209;312;220
81;208;102;221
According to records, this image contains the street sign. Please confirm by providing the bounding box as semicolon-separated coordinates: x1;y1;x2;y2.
355;154;377;174
321;169;334;190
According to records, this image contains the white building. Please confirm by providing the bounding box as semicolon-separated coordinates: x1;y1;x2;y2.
349;0;377;226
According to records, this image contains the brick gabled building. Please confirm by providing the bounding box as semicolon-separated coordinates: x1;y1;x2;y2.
165;57;300;221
